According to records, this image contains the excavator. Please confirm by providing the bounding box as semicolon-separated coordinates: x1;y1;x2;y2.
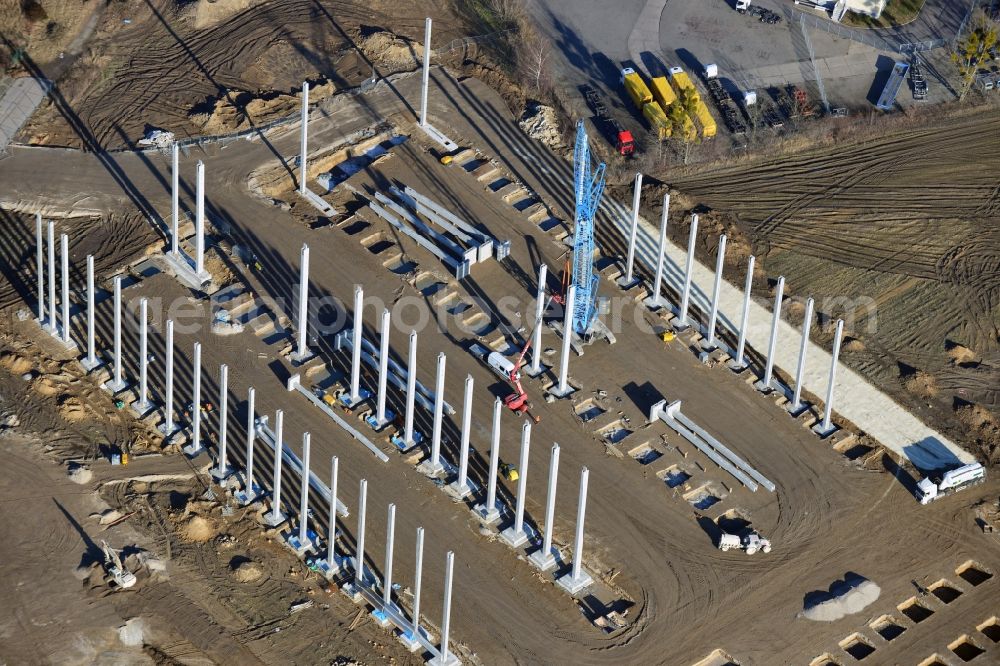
101;540;137;589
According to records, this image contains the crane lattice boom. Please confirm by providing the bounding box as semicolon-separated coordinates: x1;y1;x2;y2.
571;120;607;336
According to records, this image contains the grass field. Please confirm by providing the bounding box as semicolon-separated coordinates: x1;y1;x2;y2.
844;0;926;28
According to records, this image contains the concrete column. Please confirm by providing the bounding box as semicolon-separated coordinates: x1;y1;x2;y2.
419;17;432;126
425;352;446;475
646;193;670;310
59;234;71;344
347;285;364;405
380;503;396;612
159;320;175;434
266;409;286;526
620;172;642;286
299;81;309;195
814;319;844;437
403;330;418;447
46;220;56;333
373;308;391;429
551;285;576;398
212;364;231;479
195;160;206;278
105;276;127;393
82;256;98;370
354;478;368;586
730;256;755;371
35;214;44;323
755;276;785;393
557;466;593;595
528;263;548;376
402;526;425;650
297;432;311;546
529;442;560;571
703;234;727;349
501;421;531;547
325;456;340;570
171;142;179;256
475;398;502;523
293;243;311;362
245;387;256;487
190;343;203;454
431;551;456;666
677;214;699;329
137;298;149;410
449;375;473;497
790;297;815;414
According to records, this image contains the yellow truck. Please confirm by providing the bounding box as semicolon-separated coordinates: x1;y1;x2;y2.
667;66;701;104
693;100;717;139
668;66;716;139
649;76;677;111
621;67;653;108
642;101;671;140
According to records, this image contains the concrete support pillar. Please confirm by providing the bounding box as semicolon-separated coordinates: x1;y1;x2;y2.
46;220;56;333
105;276;127;393
235;386;260;503
82;255;99;370
187;342;204;456
730;256;756;371
374;503;396;623
676;214;699;329
645;193;670;310
35;214;44;323
212;364;232;480
755;276;785;393
296;432;312;547
814;319;844;437
528;263;548;376
424;352;446;475
59;234;71;344
195;160;206;279
402;330;419;447
556;466;593;595
620;172;643;286
371;308;392;429
299;81;309;195
171;142;179;256
429;551;456;666
159;320;175;434
419;18;432;126
551;285;576;398
137;298;149;410
475;398;502;524
790;297;815;414
354;478;368;586
292;243;311;362
449;375;474;497
401;526;425;650
325;456;339;571
501;421;531;547
346;285;365;406
265;410;286;526
703;235;727;349
529;442;560;571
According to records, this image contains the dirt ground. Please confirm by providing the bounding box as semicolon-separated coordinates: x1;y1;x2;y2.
666;106;1000;467
2;1;1000;663
8;0;466;149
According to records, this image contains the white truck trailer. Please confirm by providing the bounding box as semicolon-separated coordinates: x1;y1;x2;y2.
916;462;986;504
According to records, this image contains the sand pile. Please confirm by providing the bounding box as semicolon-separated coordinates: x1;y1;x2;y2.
231;560;263;583
181;516;218;542
118;618;145;646
903;370;938;398
800;574;880;621
519;103;563;151
0;352;32;375
67;465;92;484
358;30;422;70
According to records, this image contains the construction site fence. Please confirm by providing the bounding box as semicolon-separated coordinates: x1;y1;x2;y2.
793;9;968;55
